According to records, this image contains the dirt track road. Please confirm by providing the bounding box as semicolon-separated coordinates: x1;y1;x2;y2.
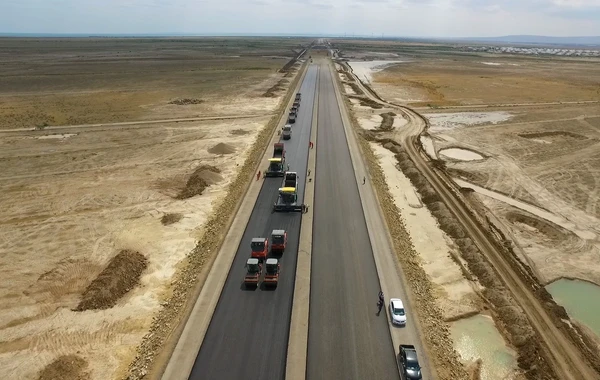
343;61;600;380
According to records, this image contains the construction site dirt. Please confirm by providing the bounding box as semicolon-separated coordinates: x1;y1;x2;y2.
0;37;310;380
335;39;600;380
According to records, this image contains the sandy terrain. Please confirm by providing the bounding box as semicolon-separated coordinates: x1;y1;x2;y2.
338;40;600;379
343;45;600;288
0;38;305;380
370;144;480;321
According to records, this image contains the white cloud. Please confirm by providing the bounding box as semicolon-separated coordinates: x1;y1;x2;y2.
0;0;598;36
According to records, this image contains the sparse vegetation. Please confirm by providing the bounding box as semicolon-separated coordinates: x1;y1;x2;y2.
169;98;203;105
377;112;396;131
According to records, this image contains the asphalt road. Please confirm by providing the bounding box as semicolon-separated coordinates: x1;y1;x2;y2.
306;62;400;380
188;65;318;380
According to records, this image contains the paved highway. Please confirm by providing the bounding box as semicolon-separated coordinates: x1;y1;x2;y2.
307;61;400;380
188;65;318;380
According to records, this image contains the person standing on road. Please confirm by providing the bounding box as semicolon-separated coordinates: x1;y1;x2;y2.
257;171;261;181
377;291;384;316
363;176;366;185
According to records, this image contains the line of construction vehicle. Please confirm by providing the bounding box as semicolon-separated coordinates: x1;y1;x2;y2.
244;91;304;289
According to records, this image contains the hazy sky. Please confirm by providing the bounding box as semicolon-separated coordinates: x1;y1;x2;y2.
2;0;599;36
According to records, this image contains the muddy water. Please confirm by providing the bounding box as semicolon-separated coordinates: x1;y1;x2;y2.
451;314;518;380
547;278;600;338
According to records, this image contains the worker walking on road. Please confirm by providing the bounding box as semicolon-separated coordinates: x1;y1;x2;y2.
363;176;366;185
257;171;261;181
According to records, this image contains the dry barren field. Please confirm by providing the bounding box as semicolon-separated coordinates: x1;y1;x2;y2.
0;37;307;380
335;38;600;379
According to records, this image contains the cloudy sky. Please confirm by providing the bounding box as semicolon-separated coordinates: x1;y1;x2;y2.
1;0;599;37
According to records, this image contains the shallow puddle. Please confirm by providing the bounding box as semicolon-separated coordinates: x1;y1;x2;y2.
547;278;600;338
439;147;483;161
451;314;518;380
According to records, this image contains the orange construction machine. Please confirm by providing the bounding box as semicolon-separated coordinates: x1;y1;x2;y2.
271;229;287;254
251;237;269;261
244;258;262;288
263;258;280;287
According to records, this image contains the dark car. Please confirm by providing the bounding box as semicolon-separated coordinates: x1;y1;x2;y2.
399;344;422;380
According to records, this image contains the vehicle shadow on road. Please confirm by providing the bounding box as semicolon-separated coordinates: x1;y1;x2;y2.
240;283;259;291
259;283;277;292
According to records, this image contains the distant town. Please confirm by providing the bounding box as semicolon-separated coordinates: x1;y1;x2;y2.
459;45;600;57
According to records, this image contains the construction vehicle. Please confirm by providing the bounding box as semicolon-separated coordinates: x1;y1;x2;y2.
290;105;298;116
265;157;286;177
282;125;292;140
244;258;262;288
282;171;298;189
273;143;285;159
263;258;280;287
250;237;269;261
273;187;302;212
293;100;300;109
295;92;301;101
398;345;422;380
271;229;288;254
288;112;296;124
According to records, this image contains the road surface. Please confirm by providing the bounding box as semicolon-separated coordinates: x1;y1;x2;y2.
187;66;318;380
306;59;400;380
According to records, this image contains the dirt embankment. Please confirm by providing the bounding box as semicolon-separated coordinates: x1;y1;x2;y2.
38;355;89;380
377;112;396;131
367;129;600;378
75;250;148;312
124;57;309;380
176;165;222;200
168;98;203;106
342;103;468;379
161;213;183;226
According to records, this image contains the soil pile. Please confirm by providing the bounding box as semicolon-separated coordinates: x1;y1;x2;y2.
378;112;396;131
38;355;88;380
230;129;249;136
75;250;148;311
169;98;203;105
176;165;222;200
208;142;236;155
161;213;183;226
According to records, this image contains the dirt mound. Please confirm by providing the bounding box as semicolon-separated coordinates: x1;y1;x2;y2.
518;131;587;141
208;142;236;155
230;129;249;136
38;355;88;380
168;98;203;105
177;165;222;200
263;79;288;97
377;112;396;131
75;250;148;311
506;211;573;241
161;213;183;226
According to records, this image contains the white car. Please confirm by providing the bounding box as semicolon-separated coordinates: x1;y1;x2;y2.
389;298;407;326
